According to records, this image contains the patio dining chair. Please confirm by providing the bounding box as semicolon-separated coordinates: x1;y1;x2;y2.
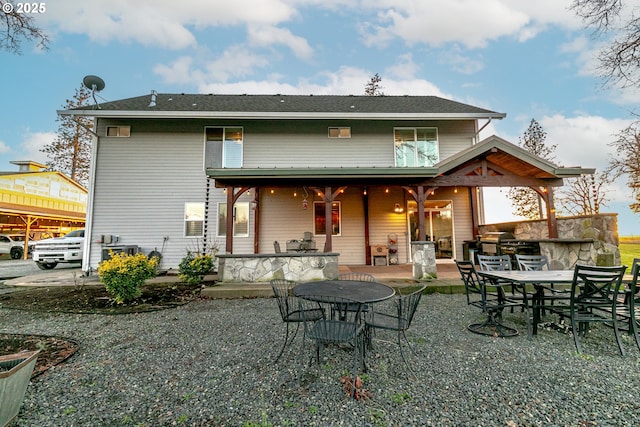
479;254;530;313
298;294;366;398
338;272;377;282
515;254;566;316
332;273;377;319
364;284;426;376
616;259;640;352
270;279;324;363
455;259;525;337
566;264;628;355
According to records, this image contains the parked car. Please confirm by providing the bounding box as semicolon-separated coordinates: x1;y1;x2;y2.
32;229;85;270
0;234;32;259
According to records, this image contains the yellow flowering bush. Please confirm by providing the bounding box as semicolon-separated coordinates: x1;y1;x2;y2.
179;251;214;285
98;252;158;304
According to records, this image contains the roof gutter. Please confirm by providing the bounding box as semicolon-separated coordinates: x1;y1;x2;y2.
57;109;507;121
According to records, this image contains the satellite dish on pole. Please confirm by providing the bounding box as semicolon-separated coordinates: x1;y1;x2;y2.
83;75;105;92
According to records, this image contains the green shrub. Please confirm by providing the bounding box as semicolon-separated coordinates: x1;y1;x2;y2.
98;252;158;304
179;251;214;285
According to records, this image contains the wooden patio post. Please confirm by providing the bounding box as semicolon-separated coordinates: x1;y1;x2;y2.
324;186;333;252
225;186;234;254
417;186;427;241
545;186;559;238
253;188;260;254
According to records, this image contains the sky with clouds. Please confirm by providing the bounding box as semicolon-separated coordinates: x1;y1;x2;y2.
1;0;638;234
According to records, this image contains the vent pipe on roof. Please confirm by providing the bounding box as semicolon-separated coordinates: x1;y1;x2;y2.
149;90;157;107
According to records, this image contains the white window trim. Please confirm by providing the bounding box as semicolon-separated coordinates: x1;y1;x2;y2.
393;127;439;167
184;202;205;238
106;126;131;137
328;127;351;138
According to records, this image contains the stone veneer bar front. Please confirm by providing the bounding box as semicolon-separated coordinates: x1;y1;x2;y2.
217;252;340;283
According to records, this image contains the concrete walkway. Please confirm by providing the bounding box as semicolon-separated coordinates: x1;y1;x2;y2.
1;260;464;298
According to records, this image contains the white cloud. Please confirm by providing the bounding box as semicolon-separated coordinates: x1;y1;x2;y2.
40;0;584;54
18;131;55;164
358;0;565;49
247;25;313;60
0;140;12;155
196;65;451;97
439;49;485;75
540;114;632;171
40;0;297;49
154;49;270;86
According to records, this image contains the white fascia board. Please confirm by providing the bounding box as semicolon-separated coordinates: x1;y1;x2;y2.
57;109;507;121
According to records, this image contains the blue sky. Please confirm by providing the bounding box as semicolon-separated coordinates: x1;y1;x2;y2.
1;0;638;235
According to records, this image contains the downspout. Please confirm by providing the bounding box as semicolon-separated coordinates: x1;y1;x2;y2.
82;117;99;276
473;118;493;144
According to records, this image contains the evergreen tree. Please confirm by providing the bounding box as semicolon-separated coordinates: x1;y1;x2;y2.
41;85;93;187
364;73;384;96
507;119;556;219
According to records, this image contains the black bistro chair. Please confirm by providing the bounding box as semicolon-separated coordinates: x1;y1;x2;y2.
298;294;366;398
567;264;628;355
270;279;324;363
364;284;426;375
332;273;377;319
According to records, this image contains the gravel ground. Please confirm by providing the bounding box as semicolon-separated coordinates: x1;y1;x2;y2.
3;293;640;427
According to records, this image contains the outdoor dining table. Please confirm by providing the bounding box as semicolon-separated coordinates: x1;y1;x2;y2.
292;279;396;304
478;269;635;336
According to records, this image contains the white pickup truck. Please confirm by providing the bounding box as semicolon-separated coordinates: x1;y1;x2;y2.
32;229;85;270
0;234;30;259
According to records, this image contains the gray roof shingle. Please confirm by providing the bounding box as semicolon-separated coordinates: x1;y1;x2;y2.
65;93;505;118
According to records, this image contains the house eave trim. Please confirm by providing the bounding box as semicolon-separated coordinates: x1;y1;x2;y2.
58;109;506;121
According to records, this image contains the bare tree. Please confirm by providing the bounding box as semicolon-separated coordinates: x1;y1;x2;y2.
606;125;640;212
571;0;639;89
0;0;48;53
41;85;93;187
558;172;610;215
364;73;384;96
571;1;640;215
507;118;556;219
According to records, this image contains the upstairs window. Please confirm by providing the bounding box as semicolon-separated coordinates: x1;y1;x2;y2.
394;127;439;167
106;126;131;137
205;127;243;168
328;127;351;138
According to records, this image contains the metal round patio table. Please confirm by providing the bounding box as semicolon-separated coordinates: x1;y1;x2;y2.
293;280;395;303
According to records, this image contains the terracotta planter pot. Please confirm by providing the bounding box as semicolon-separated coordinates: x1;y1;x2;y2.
0;351;39;427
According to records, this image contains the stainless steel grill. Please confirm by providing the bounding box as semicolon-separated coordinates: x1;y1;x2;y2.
478;231;540;267
478;232;515;255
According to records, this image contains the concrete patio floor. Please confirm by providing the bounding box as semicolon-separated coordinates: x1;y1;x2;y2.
2;259;464;299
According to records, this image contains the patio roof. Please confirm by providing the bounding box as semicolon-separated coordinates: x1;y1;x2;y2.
208;135;595;188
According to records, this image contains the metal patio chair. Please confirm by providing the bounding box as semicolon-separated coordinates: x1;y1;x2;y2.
567;264;628;355
298;294;366;398
364;284;427;375
515;254;566;316
332;272;377;318
338;272;377;282
479;254;532;314
455;259;525;337
270;279;324;363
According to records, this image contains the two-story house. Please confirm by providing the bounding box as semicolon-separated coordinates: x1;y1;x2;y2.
60;93;592;278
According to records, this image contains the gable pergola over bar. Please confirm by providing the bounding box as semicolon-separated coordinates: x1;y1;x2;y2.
208;135;595;254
